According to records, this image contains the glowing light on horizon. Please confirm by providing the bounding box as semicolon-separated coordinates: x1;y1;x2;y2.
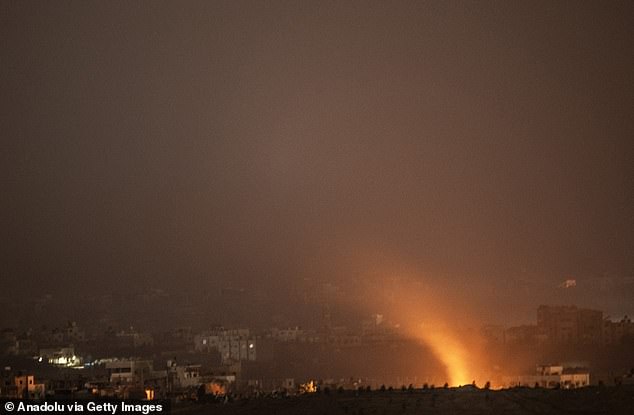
412;328;471;386
335;262;485;388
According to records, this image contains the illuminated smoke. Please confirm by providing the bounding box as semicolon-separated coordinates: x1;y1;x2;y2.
409;323;472;386
336;260;486;386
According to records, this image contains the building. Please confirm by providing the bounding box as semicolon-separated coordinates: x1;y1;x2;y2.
116;328;154;348
38;346;81;367
480;325;505;344
360;314;399;343
105;359;166;385
504;365;590;389
603;316;634;345
504;325;541;344
537;305;603;344
269;327;304;342
577;309;604;344
8;375;46;399
194;328;256;364
167;362;202;389
0;329;17;355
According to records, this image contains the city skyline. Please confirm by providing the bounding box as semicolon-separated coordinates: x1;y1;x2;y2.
1;1;633;409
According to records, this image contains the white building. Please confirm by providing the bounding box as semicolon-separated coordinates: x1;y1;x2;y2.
38;346;81;367
105;359;166;385
504;365;590;389
194;328;256;364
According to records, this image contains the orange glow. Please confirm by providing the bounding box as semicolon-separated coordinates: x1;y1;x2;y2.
409;324;471;386
205;382;226;396
144;388;154;400
357;285;483;387
334;258;488;387
299;380;317;393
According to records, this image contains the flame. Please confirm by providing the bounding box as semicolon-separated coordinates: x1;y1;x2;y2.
380;282;478;386
341;266;482;386
321;249;487;387
369;295;479;386
412;327;471;386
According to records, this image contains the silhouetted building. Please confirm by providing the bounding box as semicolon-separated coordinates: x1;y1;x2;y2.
537;305;603;344
480;325;505;344
603;316;634;345
504;324;540;344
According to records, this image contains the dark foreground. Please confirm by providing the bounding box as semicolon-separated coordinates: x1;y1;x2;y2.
173;387;634;415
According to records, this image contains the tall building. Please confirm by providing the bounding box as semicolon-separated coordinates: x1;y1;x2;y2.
577;308;604;344
603;316;634;345
537;305;603;344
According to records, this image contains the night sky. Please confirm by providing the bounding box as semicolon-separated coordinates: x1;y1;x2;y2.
1;1;633;324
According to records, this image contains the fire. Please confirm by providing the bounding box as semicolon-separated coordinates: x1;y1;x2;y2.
324;251;489;387
299;380;317;393
342;265;483;386
376;281;480;386
413;327;471;386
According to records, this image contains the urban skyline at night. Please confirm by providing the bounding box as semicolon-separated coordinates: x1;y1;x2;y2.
1;1;633;413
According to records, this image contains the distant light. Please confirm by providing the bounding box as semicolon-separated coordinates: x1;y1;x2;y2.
249;343;254;349
559;279;576;289
38;357;43;362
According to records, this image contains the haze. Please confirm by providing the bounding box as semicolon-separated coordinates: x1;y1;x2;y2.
1;1;633;331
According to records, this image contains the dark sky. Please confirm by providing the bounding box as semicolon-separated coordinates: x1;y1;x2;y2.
1;1;633;323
